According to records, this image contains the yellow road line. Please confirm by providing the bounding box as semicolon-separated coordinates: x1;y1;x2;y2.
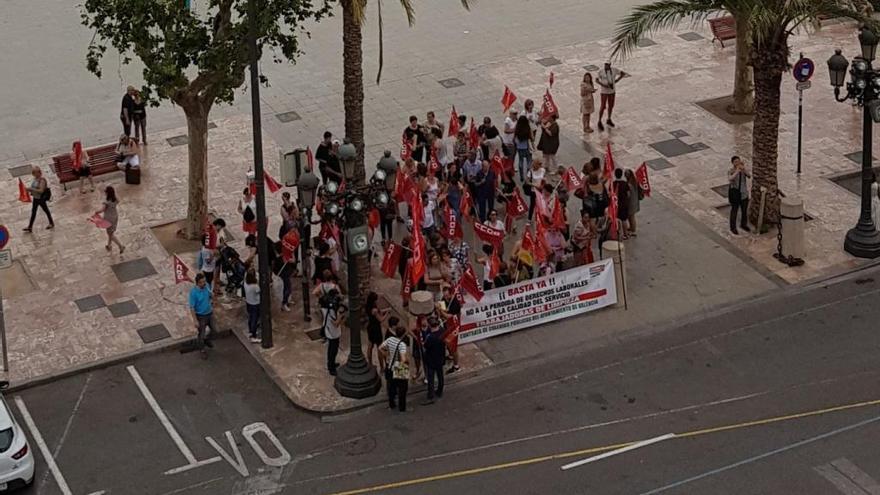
324;398;880;495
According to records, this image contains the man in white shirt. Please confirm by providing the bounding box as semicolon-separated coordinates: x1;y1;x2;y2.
502;109;518;158
596;62;629;131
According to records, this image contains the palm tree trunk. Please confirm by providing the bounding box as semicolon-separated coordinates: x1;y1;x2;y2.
181;99;211;239
342;0;366;185
748;47;787;227
729;18;754;115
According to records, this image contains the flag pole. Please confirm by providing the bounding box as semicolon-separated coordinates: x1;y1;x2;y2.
616;228;628;311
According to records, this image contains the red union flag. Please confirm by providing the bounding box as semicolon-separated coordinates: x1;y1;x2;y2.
460;263;484;301
561;167;584;192
381;241;402;278
636;162;652;197
203;222;217;250
18;178;31;203
448;106;460;137
444;315;461;354
521;227;535;254
551;196;566;231
608;182;620;241
410;227;427;285
428;148;441;176
509;188;528;217
533;221;551;263
281;229;300;262
306;146;315;171
540;89;559;121
501;85;517;113
400;132;412;161
172;255;193;284
549;71;555;88
473;220;504;250
402;260;414;301
468;117;480;150
460;187;474;222
604;142;615;182
491;150;504;177
443;205;463;240
264;170;282;194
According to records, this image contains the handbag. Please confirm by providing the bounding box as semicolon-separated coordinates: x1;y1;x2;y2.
388;341;409;380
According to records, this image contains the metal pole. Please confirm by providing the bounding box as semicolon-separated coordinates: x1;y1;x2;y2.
0;288;7;373
249;0;273;347
797;89;803;175
300;210;312;323
843;80;880;258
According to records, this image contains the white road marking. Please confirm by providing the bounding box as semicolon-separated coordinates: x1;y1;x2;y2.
207;432;249;477
54;373;92;457
126;365;198;465
14;396;73;495
832;458;880;495
815;464;870;495
560;433;676;471
163;457;222;476
241;422;291;467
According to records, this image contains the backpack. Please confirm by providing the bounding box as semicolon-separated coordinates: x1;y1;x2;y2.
243;205;256;223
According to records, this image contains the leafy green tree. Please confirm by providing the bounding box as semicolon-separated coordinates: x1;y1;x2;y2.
613;0;872;224
81;0;332;237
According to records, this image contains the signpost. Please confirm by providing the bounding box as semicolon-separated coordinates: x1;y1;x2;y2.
0;225;9;251
793;54;815;175
0;225;9;374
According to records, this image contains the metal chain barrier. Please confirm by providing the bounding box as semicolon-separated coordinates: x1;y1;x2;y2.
773;216;805;267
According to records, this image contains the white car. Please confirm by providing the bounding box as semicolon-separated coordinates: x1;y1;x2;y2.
0;395;33;491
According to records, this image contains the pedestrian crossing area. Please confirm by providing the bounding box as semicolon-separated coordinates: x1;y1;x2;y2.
815;458;880;495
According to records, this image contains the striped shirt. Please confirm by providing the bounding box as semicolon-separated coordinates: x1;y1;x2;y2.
382;337;408;366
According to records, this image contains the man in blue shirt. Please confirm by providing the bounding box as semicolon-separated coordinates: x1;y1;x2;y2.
189;273;216;357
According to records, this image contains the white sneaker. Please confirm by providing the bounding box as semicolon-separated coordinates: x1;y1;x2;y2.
249;337;261;343
282;304;291;312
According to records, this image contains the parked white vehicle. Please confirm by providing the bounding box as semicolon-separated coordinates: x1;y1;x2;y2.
0;394;33;491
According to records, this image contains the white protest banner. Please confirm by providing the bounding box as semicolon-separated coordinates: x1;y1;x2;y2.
459;259;617;344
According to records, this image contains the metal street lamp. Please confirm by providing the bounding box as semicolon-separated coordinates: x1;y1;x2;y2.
296;170;320;323
827;28;880;258
377;151;399;191
324;139;386;398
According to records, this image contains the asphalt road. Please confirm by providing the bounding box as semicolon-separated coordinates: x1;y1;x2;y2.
10;266;880;494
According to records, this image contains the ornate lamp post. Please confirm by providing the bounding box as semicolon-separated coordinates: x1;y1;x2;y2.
323;140;390;398
827;28;880;259
377;151;399;192
296;169;320;323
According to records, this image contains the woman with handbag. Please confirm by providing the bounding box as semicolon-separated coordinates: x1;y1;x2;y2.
728;156;752;235
380;318;411;412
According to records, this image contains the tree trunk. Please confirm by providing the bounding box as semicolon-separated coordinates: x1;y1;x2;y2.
748;47;787;228
342;0;366;186
729;18;754;115
182;101;210;239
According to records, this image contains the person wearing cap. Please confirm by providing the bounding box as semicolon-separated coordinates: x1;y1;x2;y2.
502;108;518;158
421;315;446;404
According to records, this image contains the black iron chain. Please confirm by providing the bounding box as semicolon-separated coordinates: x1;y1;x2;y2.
772;217;805;267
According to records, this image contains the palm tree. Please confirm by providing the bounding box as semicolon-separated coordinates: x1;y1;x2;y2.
340;0;470;185
613;0;872;224
612;1;755;115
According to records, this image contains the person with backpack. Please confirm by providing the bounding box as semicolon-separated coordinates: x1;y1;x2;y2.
380;318;411;412
238;187;257;235
23;166;54;232
319;286;345;375
312;269;342;340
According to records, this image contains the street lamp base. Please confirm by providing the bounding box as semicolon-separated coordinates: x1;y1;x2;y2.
844;225;880;258
334;355;382;399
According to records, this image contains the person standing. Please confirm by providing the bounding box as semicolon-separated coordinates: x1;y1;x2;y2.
537;114;560;174
243;268;261;343
132;90;147;145
526;158;546;220
70;141;95;194
366;292;391;367
625;169;641;237
380;318;410;412
95;186;125;253
23;166;54;232
728;156;752;234
474;160;496;222
421;316;446;405
404;116;428;163
315;132;334;184
581;73;597;133
571;210;597;265
189;273;216;358
197;236;217;288
120;86;136;137
321;289;344;375
597;63;628;131
523;99;539;137
238;187;257;235
514;116;534;182
502;109;518;158
613;169;631;239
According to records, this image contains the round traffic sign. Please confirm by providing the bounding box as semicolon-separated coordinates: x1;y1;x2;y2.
0;225;8;250
793;57;815;82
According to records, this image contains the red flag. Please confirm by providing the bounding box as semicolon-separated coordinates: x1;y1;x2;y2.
203;222;218;249
549;71;555;88
503;155;515;175
540;89;559;121
509;188;528;217
489;251;502;279
319;221;341;245
381;241;402;278
264;171;282;194
281;229;300;262
444;315;461;354
521;227;535;254
491;150;504;177
400;132;413;161
17;178;31;203
393;170;408;201
604;142;615;183
608;182;620;241
534;189;549;219
409;190;424;231
448;106;460;138
460;263;484;301
460;187;473;222
172;254;193;284
504;211;515;233
533;221;551;263
561;167;584;192
443;205;463;240
72;141;84;171
249;181;257;196
87;213;112;229
468;118;480;150
402;260;413;301
636;162;652;197
306;146;315;171
473;220;504;250
501;85;517;113
368;208;380;231
410;228;427;285
428;148;441;176
550;196;566;231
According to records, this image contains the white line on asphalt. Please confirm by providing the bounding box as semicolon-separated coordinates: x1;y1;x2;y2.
561;433;676;471
163;457;222;475
640;414;880;494
831;458;880;495
815;463;870;495
126;365;198;465
54;372;92;458
14;396;73;495
156;477;224;495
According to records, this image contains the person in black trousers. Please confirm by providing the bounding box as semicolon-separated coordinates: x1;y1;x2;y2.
421;316;446;405
728;156;752;235
381;319;410;412
120;86;136;137
23;166;54;232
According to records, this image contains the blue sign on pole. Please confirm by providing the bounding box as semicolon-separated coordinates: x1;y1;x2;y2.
794;57;815;83
0;225;8;250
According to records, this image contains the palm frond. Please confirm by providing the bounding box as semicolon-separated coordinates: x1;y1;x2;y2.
399;0;415;26
350;0;368;26
377;0;384;84
611;0;725;60
749;0;873;49
459;0;472;10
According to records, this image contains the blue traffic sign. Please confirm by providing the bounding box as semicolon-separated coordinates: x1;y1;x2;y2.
794;57;815;82
0;225;8;250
